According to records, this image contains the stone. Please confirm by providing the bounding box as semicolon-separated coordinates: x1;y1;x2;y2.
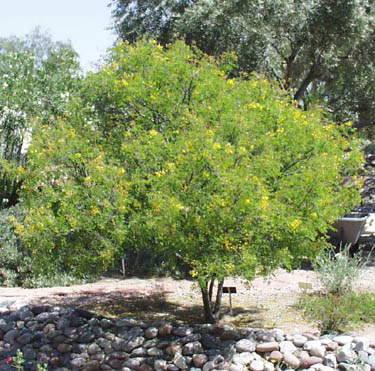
202;361;216;371
17;332;33;345
124;358;141;368
326;342;338;351
173;353;188;369
173;326;193;337
87;343;101;355
3;329;20;344
304;340;325;358
154;359;168;370
147;347;163;357
249;360;264;371
323;354;337;368
124;336;145;352
182;341;203;355
70;357;86;368
269;350;283;363
264;361;275;371
300;356;323;368
336;347;355;363
144;327;158;339
229;365;244;371
57;343;72;353
333;335;353;345
355;339;370;352
368;354;375;369
23;347;36;360
82;360;100;371
232;352;253;365
220;329;240;341
271;329;285;342
256;342;279;353
279;340;297;354
165;342;182;356
292;334;308;347
201;334;221;349
357;350;368;363
159;324;173;337
283;353;300;369
193;353;208;367
235;339;256;353
256;330;275;342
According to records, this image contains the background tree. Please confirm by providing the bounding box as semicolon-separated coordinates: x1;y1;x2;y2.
110;0;375;130
19;40;362;319
0;28;80;208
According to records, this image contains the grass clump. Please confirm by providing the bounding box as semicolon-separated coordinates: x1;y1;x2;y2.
296;244;374;334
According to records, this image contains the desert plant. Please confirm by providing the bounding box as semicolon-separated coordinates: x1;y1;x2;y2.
313;244;371;295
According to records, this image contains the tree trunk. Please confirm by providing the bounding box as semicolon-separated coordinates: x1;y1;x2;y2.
201;279;225;323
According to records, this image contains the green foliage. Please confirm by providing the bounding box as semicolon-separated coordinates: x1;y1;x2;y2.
313;244;371;295
296;292;375;334
7;349;47;371
110;0;375;130
0;205;27;286
18;40;361;314
0;29;81;208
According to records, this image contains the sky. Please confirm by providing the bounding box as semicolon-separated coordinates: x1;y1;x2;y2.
0;1;116;72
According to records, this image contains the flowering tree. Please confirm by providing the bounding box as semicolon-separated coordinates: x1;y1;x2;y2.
19;40;362;319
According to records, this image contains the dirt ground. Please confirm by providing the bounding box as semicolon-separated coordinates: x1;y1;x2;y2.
1;267;375;339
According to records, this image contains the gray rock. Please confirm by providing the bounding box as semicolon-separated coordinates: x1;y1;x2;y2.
256;330;275;342
293;334;308;347
236;339;256;353
3;329;20;344
202;360;215;371
256;342;279;353
336;346;355;363
279;340;297;354
18;332;33;345
145;327;158;339
57;343;72;353
173;326;193;337
283;353;300;369
82;360;100;371
159;324;173;336
147;347;163;357
183;341;203;355
232;352;253;365
124;336;145;352
154;359;168;370
192;353;208;368
333;335;353;345
174;353;188;369
87;343;101;355
220;329;240;341
355;339;369;352
323;354;337;368
304;340;325;358
249;360;264;371
201;334;221;349
368;354;375;369
70;357;86;368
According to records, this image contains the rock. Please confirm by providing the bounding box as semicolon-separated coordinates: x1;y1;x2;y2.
182;341;203;355
232;352;253;365
283;353;300;369
3;329;20;344
70;357;86;368
173;326;193;337
300;356;323;368
269;350;283;363
147;347;163;357
154;359;168;370
292;334;308;347
355;339;369;352
367;354;375;369
57;343;72;353
17;332;33;345
165;342;182;356
144;327;158;339
323;354;337;368
220;329;240;341
193;353;208;368
236;339;256;353
82;360;100;371
256;342;279;353
159;324;173;337
279;340;297;354
173;353;188;369
202;361;216;371
336;347;355;363
333;335;353;345
249;360;264;371
263;361;275;371
326;342;338;351
124;336;145;352
304;340;326;358
201;334;221;349
256;330;275;342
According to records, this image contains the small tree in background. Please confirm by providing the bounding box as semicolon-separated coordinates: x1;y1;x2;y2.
19;40;362;320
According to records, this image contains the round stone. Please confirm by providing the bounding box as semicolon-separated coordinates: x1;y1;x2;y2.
236;339;256;353
193;353;208;368
256;342;279;353
283;353;300;369
250;360;264;371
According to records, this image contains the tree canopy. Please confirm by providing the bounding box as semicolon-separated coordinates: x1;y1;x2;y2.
18;40;362;320
0;29;81;208
110;0;375;130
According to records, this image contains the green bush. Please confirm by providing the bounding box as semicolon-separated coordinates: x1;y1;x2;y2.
313;244;370;295
0;205;27;286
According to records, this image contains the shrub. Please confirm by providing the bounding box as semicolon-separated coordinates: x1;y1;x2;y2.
313;244;371;295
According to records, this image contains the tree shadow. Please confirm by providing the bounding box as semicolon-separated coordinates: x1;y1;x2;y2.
32;290;266;328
